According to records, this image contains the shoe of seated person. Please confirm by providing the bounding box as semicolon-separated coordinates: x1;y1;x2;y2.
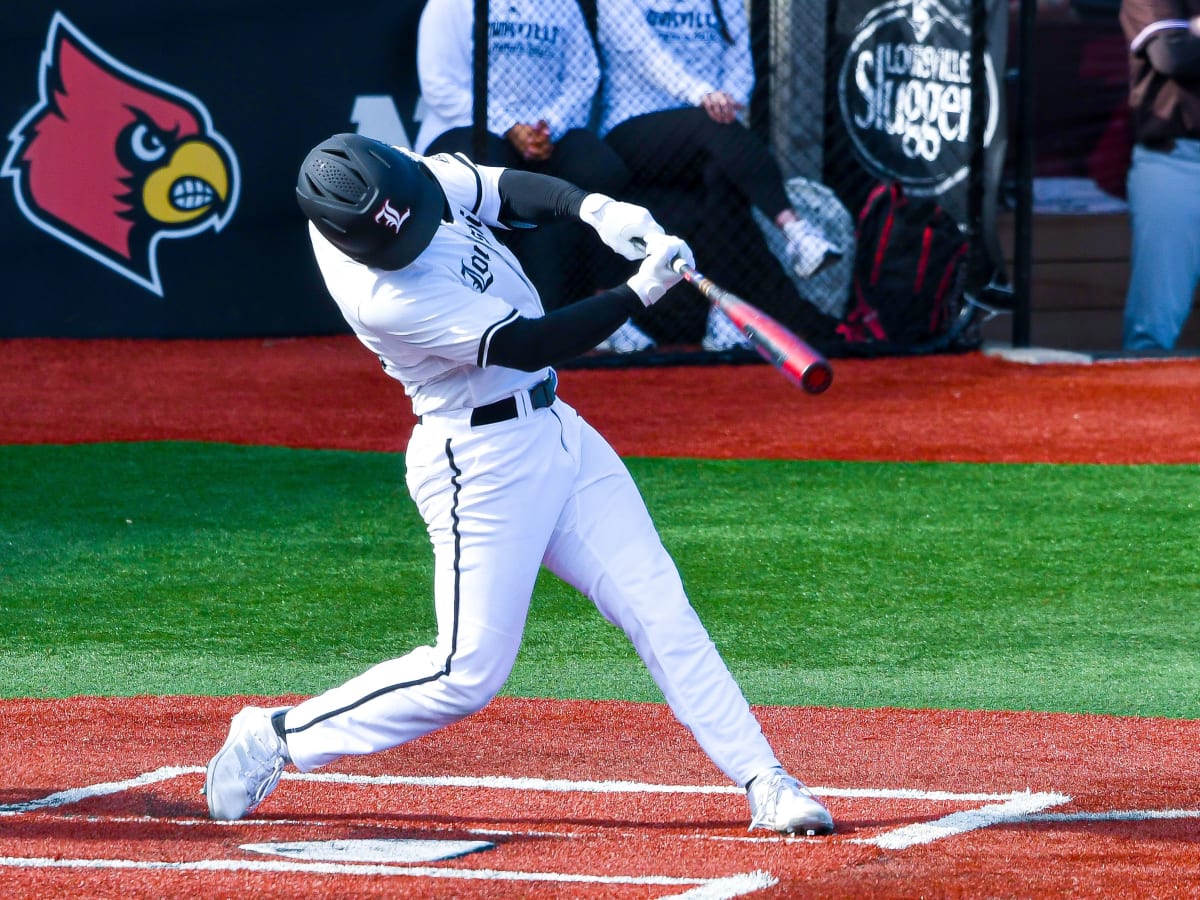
596;320;655;353
746;766;834;835
203;706;291;820
701;308;752;352
784;219;843;279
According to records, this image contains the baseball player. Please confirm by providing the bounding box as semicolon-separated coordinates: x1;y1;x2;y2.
203;133;834;836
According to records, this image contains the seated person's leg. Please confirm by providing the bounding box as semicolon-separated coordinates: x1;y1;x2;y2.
425;127;517;167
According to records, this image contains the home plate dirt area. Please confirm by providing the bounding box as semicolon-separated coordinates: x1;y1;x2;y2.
3;696;1199;898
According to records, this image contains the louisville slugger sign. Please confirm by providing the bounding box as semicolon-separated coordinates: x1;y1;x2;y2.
836;0;999;197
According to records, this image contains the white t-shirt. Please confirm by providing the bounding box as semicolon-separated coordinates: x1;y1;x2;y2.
308;152;552;418
598;0;755;136
414;0;601;153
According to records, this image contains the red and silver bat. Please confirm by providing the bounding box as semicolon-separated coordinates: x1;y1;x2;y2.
671;257;833;395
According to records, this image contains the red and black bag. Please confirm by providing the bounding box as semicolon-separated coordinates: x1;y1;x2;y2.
838;181;971;353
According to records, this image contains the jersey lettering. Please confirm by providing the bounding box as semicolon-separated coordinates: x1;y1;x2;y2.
459;209;494;292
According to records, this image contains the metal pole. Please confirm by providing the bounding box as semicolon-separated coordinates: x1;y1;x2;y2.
749;0;770;142
967;0;989;271
472;0;489;162
1012;0;1037;346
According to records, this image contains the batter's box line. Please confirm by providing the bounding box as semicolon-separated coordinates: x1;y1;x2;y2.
0;765;1070;850
0;765;200;816
0;855;778;897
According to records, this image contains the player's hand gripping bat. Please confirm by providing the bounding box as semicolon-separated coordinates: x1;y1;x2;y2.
634;237;834;395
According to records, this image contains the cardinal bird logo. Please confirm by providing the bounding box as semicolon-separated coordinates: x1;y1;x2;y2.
2;13;240;296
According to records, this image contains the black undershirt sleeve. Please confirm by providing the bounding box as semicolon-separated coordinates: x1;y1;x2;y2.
496;169;589;227
484;287;644;371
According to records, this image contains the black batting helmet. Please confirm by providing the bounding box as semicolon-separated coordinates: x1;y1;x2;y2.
296;133;444;270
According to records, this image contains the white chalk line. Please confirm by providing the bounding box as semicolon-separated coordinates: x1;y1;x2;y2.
5;767;1193;889
851;791;1071;849
0;766;1041;817
0;854;775;895
851;802;1200;850
21;768;1193;869
0;765;198;815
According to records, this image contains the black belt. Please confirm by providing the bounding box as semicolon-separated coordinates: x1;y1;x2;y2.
469;373;556;427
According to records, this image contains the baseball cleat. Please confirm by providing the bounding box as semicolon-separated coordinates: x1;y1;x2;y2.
203;706;291;820
746;767;834;835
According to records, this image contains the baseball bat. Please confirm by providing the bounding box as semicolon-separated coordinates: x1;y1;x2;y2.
633;238;833;394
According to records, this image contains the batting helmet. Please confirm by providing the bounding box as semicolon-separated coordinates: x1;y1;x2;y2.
296;133;444;270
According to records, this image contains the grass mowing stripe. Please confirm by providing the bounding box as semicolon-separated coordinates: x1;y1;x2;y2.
1;442;1197;716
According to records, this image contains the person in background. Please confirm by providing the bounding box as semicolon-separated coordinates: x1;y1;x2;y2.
1119;0;1200;350
203;132;836;840
415;0;632;311
594;0;843;352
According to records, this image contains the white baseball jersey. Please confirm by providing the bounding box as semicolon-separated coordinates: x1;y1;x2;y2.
308;152;553;419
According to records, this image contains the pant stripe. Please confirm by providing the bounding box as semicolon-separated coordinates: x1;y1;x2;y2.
287;439;464;736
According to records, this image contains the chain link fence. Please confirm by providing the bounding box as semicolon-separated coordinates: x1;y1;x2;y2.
415;0;1006;360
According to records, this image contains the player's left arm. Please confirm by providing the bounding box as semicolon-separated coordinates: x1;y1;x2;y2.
483;287;643;370
484;234;690;370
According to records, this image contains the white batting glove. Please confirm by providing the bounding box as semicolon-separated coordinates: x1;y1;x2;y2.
579;193;665;260
625;233;694;306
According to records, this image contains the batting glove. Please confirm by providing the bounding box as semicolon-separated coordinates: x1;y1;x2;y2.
625;233;694;306
579;194;665;260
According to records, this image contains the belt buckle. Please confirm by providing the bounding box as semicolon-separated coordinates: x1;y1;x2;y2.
530;373;555;409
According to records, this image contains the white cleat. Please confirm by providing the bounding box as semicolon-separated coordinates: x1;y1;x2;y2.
203;706;291;821
747;767;834;836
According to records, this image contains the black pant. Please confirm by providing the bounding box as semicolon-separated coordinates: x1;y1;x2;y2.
427;128;634;310
604;107;792;222
604;109;837;346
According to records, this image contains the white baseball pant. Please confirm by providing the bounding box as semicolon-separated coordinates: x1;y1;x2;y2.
282;399;781;787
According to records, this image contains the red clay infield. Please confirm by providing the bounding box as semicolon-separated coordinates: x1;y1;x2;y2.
3;697;1200;898
2;336;1198;462
3;338;1199;897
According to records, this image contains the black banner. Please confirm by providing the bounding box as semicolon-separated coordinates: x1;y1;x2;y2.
825;0;1008;272
0;2;424;337
1;1;1009;338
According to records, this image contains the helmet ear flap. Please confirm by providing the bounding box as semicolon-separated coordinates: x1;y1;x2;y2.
295;134;443;270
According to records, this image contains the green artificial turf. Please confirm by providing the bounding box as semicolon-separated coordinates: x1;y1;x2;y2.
2;442;1197;717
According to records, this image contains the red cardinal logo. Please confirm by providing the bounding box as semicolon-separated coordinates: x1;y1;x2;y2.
2;13;240;296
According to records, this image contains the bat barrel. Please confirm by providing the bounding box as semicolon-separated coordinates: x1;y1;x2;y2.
642;240;833;396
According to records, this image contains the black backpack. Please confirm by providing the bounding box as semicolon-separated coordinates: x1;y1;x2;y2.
837;181;973;354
